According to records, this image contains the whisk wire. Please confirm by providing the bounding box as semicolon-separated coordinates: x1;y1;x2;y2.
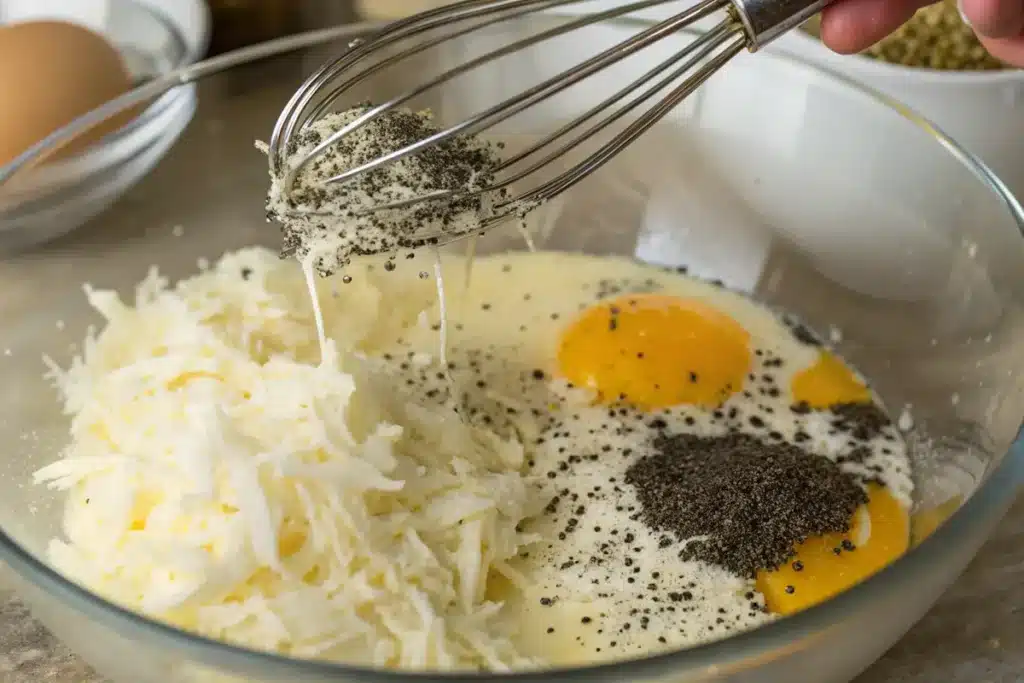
328;19;742;220
301;0;641;127
281;0;724;194
491;21;741;192
297;0;579;152
400;46;751;246
400;26;745;246
269;0;544;171
510;24;744;203
272;0;603;174
270;0;828;252
306;0;731;192
526;33;745;201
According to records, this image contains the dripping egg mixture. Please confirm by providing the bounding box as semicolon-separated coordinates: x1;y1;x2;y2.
35;245;914;670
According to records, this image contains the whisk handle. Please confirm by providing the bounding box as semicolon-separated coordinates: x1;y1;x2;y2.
730;0;835;50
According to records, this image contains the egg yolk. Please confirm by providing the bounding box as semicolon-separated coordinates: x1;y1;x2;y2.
911;496;962;545
756;484;909;614
557;294;750;409
764;349;903;613
790;350;871;408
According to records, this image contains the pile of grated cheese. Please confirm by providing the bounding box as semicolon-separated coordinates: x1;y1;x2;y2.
34;247;543;671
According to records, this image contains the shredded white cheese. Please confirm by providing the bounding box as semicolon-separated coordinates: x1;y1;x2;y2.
35;247;542;671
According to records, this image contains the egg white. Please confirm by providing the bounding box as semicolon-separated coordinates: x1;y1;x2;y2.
344;249;913;664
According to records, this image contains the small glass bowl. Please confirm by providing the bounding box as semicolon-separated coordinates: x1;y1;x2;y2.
0;0;207;251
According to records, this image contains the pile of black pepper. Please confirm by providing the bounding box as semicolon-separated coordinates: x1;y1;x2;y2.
267;104;506;277
625;432;868;577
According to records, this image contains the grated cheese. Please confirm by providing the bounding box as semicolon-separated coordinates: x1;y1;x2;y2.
35;247;543;671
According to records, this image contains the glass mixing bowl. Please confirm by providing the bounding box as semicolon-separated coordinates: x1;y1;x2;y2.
1;15;1023;683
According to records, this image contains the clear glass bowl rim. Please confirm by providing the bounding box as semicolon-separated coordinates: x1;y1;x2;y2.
4;4;196;182
1;17;1022;681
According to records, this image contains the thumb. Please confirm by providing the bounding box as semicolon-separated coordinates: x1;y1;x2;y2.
976;32;1024;64
958;0;1024;37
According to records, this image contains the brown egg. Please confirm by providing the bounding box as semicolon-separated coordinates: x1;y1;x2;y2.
0;20;135;168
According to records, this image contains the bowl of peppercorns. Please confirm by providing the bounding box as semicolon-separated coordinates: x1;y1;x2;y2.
770;0;1024;199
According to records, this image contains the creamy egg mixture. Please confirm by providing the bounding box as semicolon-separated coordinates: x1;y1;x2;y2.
35;247;913;670
378;250;912;662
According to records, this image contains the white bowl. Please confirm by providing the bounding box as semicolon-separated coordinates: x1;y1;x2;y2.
771;30;1024;201
540;0;1024;200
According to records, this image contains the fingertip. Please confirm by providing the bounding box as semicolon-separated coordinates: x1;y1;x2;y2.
819;6;864;53
978;33;1024;64
960;0;1024;38
818;0;931;54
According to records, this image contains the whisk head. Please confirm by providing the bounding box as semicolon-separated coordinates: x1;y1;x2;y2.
266;0;821;257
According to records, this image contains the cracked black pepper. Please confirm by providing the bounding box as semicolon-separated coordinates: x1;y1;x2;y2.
624;432;869;577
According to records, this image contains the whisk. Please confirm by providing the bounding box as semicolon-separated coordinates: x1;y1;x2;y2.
268;0;833;242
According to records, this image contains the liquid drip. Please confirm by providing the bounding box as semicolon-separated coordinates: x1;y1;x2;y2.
433;247;450;372
302;256;329;366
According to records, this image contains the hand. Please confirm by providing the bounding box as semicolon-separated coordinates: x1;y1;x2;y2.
819;0;1024;67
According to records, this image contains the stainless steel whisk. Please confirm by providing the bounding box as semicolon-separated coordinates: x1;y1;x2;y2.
268;0;833;241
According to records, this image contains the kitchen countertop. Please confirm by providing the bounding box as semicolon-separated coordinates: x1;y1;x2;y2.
1;3;1022;682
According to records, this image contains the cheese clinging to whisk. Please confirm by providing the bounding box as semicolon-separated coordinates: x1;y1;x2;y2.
261;106;504;278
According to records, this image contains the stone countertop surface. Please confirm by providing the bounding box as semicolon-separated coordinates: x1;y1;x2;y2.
2;495;1020;682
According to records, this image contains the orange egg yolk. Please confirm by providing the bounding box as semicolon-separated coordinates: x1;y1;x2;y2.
911;496;962;545
557;294;750;409
756;483;910;614
790;350;871;408
759;349;907;614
